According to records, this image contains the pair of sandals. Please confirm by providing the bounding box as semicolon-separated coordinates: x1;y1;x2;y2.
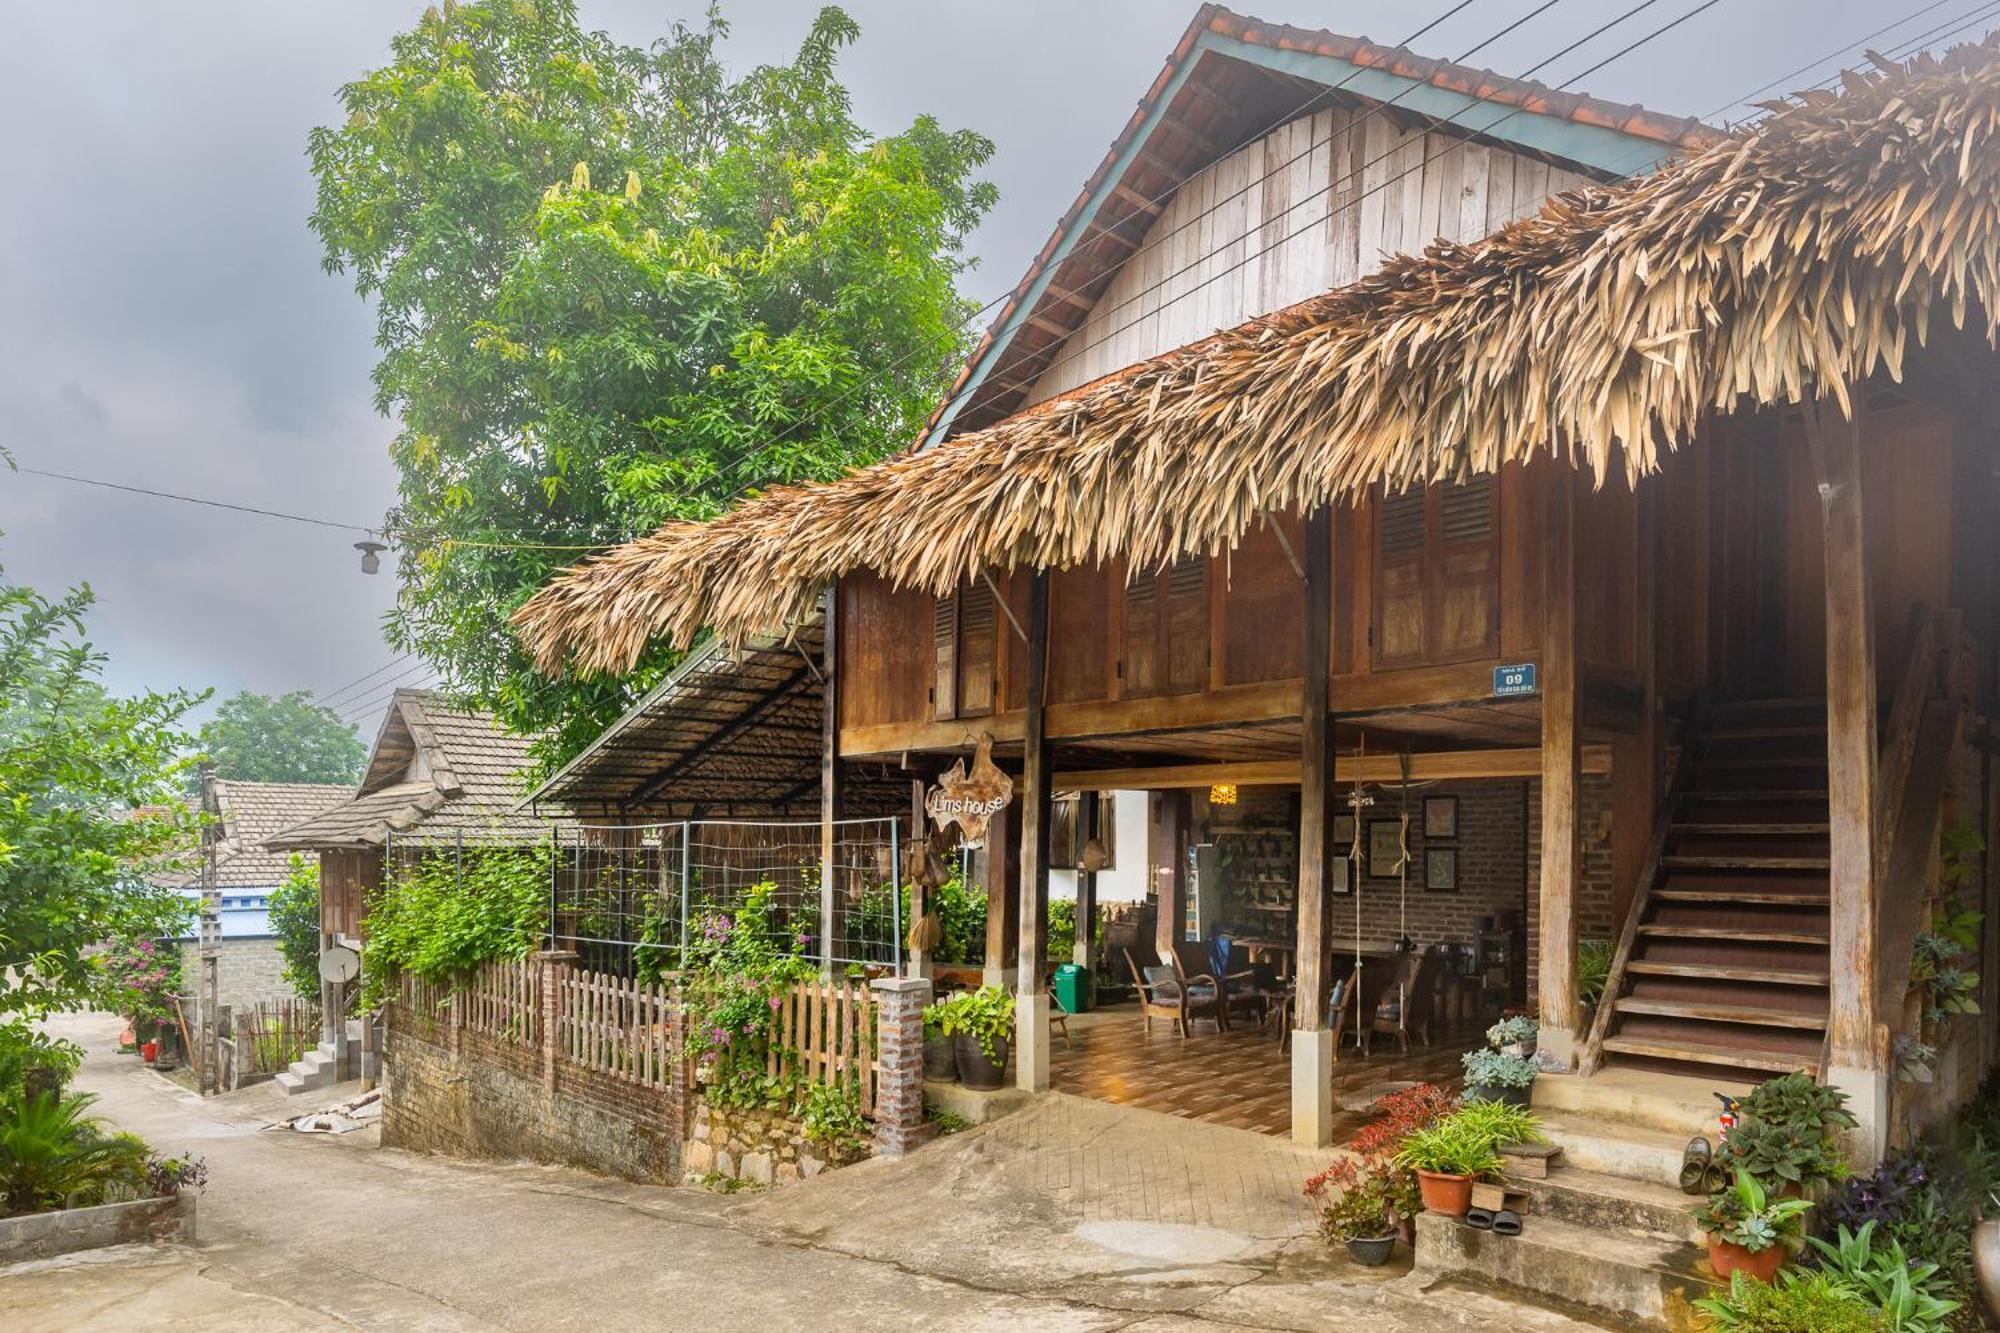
1464;1207;1522;1235
1679;1136;1725;1194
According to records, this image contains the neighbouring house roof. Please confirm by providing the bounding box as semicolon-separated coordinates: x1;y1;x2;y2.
264;689;558;850
513;38;2000;677
925;4;1721;444
159;779;351;890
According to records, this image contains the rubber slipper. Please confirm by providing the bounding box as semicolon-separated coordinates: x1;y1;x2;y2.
1491;1210;1522;1236
1678;1136;1712;1194
1464;1207;1495;1229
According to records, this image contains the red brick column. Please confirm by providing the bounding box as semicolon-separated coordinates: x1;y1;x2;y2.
535;950;577;1093
870;976;935;1158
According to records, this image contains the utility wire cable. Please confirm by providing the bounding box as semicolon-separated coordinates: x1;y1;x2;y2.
11;465;376;533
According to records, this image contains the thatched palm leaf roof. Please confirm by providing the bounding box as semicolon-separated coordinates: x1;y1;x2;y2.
517;41;2000;677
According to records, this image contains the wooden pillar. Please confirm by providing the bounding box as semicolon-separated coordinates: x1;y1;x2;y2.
1293;507;1337;1145
1016;573;1054;1092
908;778;932;980
1152;791;1187;960
1807;392;1887;1162
979;803;1018;989
1612;485;1663;931
1538;472;1583;1071
1074;790;1100;972
819;583;843;974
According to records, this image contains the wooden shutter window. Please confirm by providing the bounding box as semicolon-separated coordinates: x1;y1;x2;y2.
1121;573;1159;697
957;577;996;717
1374;490;1429;666
1372;477;1499;668
1163;556;1208;693
931;591;958;720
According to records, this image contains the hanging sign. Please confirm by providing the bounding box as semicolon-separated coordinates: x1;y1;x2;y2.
1492;663;1538;698
925;735;1014;850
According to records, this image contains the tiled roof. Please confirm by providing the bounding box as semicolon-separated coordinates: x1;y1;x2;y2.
264;690;559;850
159;780;351;889
924;4;1722;442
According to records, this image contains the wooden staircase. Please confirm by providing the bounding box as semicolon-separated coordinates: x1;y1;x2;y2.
1587;698;1832;1079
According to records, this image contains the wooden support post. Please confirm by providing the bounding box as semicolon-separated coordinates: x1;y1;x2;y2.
820;583;844;974
1074;790;1100;972
1538;473;1583;1071
1293;507;1337;1145
908;778;932;980
1016;573;1054;1093
1806;392;1887;1164
1612;485;1663;932
1153;791;1188;960
980;802;1019;989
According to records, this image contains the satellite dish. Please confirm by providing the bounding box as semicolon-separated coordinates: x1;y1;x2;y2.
317;945;361;985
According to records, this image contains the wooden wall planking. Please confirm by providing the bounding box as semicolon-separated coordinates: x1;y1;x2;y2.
1025;107;1591;402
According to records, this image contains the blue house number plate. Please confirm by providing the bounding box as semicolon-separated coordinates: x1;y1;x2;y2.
1493;663;1538;697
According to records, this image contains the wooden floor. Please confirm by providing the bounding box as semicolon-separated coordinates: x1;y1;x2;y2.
1048;1003;1474;1139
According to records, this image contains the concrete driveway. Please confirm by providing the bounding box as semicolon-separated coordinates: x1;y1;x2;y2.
2;1014;1602;1331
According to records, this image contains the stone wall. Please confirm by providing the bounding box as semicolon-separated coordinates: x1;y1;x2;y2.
381;1023;684;1185
0;1192;195;1263
178;937;296;1025
684;1102;859;1186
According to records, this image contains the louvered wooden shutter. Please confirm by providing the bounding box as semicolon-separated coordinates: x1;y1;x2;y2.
957;577;996;717
1436;476;1498;660
1049;795;1079;867
1163;555;1208;692
1373;489;1429;667
1122;573;1159;697
931;591;957;720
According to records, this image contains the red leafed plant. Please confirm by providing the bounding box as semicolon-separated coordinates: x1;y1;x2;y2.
1304;1082;1458;1233
1347;1082;1460;1163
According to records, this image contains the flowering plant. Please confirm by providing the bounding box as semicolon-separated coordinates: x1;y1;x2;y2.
680;882;815;1108
101;935;184;1043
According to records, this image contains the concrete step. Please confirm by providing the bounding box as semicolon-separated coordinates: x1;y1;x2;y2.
1415;1210;1716;1330
1534;1069;1750;1141
274;1070;309;1096
1509;1163;1704;1245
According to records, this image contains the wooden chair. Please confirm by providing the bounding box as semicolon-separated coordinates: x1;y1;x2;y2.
1046;983;1071;1049
1370;948;1448;1053
1275;968;1358;1057
1174;940;1260;1031
1125;947;1222;1038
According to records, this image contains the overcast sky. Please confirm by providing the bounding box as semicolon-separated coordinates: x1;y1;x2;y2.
0;0;1977;736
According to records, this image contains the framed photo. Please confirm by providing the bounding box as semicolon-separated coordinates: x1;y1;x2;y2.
1330;853;1353;895
1425;846;1459;892
1424;795;1458;840
1333;813;1357;845
1366;819;1405;878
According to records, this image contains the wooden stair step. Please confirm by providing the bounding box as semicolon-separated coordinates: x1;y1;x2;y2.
1680;789;1829;802
1653;886;1829;906
1701;725;1825;741
1671;822;1829;836
1601;1035;1814;1075
1637;924;1829;944
1661;855;1830;871
1614;997;1827;1030
1627;960;1829;986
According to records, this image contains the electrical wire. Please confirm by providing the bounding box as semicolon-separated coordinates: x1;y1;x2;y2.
10;465;375;533
316;653;421;711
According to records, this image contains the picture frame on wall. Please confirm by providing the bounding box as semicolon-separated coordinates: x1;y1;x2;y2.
1330;853;1353;895
1366;819;1405;878
1424;795;1458;840
1333;813;1357;845
1426;846;1459;892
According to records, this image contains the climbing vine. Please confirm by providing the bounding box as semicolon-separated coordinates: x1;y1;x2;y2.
360;842;554;1007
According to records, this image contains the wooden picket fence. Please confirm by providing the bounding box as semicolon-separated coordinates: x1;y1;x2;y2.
463;959;539;1047
397;972;451;1043
557;965;676;1090
767;977;880;1118
235;998;320;1074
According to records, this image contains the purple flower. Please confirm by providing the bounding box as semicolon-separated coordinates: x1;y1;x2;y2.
794;932;812;949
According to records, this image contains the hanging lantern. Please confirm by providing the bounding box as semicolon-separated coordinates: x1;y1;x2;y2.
1209;783;1238;806
1080;836;1108;873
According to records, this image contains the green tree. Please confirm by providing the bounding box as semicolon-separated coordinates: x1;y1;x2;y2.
267;856;323;1002
309;1;995;769
192;691;366;788
0;575;202;1090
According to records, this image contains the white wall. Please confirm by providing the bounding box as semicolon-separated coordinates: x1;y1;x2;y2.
1050;790;1151;904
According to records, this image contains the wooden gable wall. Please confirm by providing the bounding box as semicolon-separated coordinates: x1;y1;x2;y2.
1024;105;1598;404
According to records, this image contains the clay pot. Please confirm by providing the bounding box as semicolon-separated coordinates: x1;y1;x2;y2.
1707;1236;1786;1285
1973;1218;2000;1322
923;1031;958;1082
1345;1234;1396;1266
1415;1170;1475;1217
954;1032;1010;1091
1464;1081;1533;1108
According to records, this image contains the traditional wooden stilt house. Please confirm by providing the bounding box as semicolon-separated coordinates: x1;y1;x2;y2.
514;8;2000;1166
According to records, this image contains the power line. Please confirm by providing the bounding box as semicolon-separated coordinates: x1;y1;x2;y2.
316;653;419;711
338;669;439;724
11;464;376;533
1702;0;1963;121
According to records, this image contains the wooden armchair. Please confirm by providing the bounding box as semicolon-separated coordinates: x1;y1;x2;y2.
1370;948;1447;1053
1125;947;1221;1039
1174;940;1261;1031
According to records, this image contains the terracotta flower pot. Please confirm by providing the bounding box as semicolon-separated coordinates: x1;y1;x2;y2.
1414;1170;1475;1216
1345;1234;1396;1266
1707;1236;1786;1285
954;1032;1010;1090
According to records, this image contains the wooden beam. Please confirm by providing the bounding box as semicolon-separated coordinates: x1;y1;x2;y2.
1806;393;1880;1078
1074;790;1100;972
1110;181;1163;216
1296;510;1334;1035
1015;573;1054;1093
1052;746;1612;793
1538;472;1583;1066
819;584;843;974
1612;485;1663;929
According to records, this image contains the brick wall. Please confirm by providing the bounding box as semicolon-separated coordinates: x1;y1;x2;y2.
382;1018;683;1184
1330;780;1530;954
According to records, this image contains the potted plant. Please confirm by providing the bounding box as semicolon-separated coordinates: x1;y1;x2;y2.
1462;1047;1538;1107
1718;1071;1855;1198
1487;1015;1539;1060
933;985;1015;1090
1393;1116;1503;1217
920;1002;958;1082
1694;1168;1813;1283
1313;1162;1401;1265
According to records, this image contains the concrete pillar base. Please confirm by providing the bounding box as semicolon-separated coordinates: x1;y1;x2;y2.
1291;1029;1336;1146
1825;1061;1889;1171
1016;989;1051;1093
1536;1024;1579;1074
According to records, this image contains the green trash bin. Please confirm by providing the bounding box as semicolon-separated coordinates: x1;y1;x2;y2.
1053;963;1094;1014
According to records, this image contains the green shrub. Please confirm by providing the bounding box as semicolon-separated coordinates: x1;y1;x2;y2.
1807;1222;1958;1333
1694;1269;1885;1332
266;855;324;1001
928;986;1015;1062
928;871;986;966
1392;1116;1504;1178
1447;1100;1545;1148
360;842;554;1006
682;882;816;1108
1577;938;1615;1006
0;1090;149;1217
797;1080;869;1156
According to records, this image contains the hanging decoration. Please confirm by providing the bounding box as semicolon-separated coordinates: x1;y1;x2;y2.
924;734;1013;849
